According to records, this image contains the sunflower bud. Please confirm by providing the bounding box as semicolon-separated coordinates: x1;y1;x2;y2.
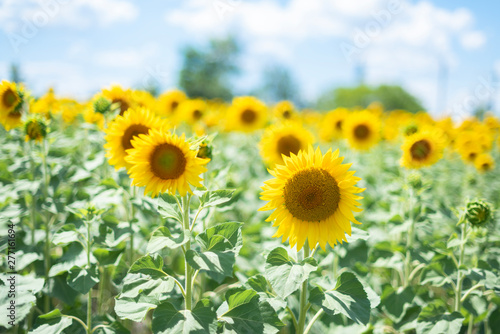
407;171;423;189
93;96;112;114
465;199;493;227
24;118;48;142
196;141;212;161
403;124;419;136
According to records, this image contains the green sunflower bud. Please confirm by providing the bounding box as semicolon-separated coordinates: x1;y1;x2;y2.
24;118;48;142
196;141;212;160
403;124;418;136
465;199;493;227
408;171;423;189
93;96;112;114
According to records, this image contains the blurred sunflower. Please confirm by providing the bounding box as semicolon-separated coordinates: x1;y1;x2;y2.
320;108;349;141
125;130;208;197
24;117;48;143
84;106;105;130
401;131;444;169
227;96;268;132
177;99;207;125
260;122;315;167
273;101;297;121
0;81;25;131
102;85;133;116
157;89;187;118
104;108;169;170
343;111;381;150
260;146;364;251
458;141;483;164
474;153;494;173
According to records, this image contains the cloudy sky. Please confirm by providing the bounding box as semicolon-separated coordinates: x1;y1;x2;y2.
0;0;499;117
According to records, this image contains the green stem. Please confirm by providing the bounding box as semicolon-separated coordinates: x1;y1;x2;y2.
41;139;49;198
44;217;51;313
455;223;467;312
87;219;92;334
467;314;473;334
404;187;415;287
297;243;310;334
182;195;193;310
304;309;324;334
128;186;136;264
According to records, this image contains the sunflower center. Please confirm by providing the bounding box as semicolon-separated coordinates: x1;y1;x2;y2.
3;88;17;108
354;124;370;140
481;163;491;171
113;98;130;116
468;152;477;161
284;168;340;222
282;110;291;119
277;135;301;157
241;109;257;124
121;124;150;150
410;139;431;161
335;120;343;130
150;143;186;180
171;101;179;111
192;109;202;120
8;109;22;119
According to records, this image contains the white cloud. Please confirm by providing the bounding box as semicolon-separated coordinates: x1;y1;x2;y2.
94;45;159;68
460;31;486;50
0;0;138;32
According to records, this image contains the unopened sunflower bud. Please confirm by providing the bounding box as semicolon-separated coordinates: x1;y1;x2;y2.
24;118;48;142
465;199;493;227
93;96;112;114
196;141;212;161
408;171;423;189
403;124;418;136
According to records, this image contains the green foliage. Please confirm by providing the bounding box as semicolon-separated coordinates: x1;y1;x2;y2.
179;37;239;100
316;84;425;112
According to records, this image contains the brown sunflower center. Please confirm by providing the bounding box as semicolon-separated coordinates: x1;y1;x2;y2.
354;124;370;140
121;124;150;150
150;143;186;180
410;139;431;161
8;109;22;119
277;135;301;157
481;163;491;171
335;120;343;130
468;152;477;161
241;109;257;124
171;101;179;111
113;98;130;116
192;109;203;120
284;168;340;222
282;110;291;119
3;88;18;108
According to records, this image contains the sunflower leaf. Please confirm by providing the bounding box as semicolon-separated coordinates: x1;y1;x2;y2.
152;299;217;334
30;309;73;334
157;193;183;222
67;264;100;295
264;247;317;299
217;288;284;334
416;301;464;334
147;226;190;253
309;272;371;325
200;189;235;208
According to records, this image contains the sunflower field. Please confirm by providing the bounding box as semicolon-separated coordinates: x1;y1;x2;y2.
1;80;499;334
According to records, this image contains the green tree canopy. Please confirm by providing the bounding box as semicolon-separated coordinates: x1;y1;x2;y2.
316;84;425;113
254;64;301;105
178;37;239;101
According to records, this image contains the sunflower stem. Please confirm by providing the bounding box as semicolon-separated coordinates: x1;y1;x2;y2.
86;218;92;334
297;242;310;334
182;194;193;310
455;223;468;312
404;186;415;287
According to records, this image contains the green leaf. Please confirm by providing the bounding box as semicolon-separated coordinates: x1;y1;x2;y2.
92;248;123;267
186;222;243;282
152;300;217;334
416;302;464;334
115;273;176;322
157;193;183;222
466;269;499;290
0;274;44;328
147;227;190;253
217;288;284;334
31;309;73;334
381;286;415;321
346;226;370;242
92;321;130;334
200;189;235;208
309;272;371;325
49;243;97;277
52;224;83;246
67;265;100;294
264;247;317;299
129;254;168;279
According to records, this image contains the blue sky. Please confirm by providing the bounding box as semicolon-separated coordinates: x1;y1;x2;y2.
0;0;499;118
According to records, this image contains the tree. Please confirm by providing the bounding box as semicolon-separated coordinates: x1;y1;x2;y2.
316;84;425;113
254;64;301;105
178;37;239;101
9;63;23;83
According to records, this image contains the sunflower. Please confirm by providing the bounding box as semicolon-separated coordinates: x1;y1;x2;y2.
343;111;381;150
24;117;48;143
177;99;207;125
259;146;364;251
157;90;187;118
84;106;105;130
260;122;315;167
227;96;268;132
320;108;349;142
0;80;24;131
474;153;495;173
104;108;169;170
125;130;208;197
401;131;444;169
102;85;133;116
273;101;297;121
